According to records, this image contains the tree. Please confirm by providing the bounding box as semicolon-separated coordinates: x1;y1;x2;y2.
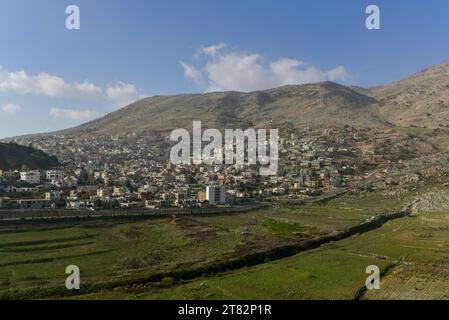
94;199;103;208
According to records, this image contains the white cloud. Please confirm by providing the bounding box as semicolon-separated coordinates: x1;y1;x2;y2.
0;66;102;97
180;61;202;82
199;43;227;57
49;107;97;120
106;82;142;107
181;44;350;92
1;103;21;114
0;66;143;108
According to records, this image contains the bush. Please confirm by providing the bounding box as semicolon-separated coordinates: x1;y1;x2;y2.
160;276;174;287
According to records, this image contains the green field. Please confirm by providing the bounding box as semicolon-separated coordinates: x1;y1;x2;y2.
75;211;449;300
0;189;411;299
3;177;447;300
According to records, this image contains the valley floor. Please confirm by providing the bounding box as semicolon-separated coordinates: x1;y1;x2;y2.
0;173;448;300
63;211;449;300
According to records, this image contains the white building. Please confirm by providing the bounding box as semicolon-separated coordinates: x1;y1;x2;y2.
45;191;64;200
20;171;41;184
206;185;226;205
112;187;124;197
46;170;63;181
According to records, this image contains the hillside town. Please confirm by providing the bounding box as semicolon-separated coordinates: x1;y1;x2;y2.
0;125;394;210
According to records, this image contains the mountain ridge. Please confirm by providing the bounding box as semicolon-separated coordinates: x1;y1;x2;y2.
5;61;449;140
368;61;449;128
55;81;385;137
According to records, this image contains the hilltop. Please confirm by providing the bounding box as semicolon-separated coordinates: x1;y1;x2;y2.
56;81;384;137
368;61;449;128
4;61;449;159
48;61;449;138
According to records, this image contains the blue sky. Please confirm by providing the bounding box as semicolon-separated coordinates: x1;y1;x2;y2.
0;0;448;138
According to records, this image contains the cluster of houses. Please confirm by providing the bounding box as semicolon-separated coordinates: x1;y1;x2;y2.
0;125;392;211
0;167;227;210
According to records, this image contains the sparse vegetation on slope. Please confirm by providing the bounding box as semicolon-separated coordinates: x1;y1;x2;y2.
55;82;385;138
0;142;59;170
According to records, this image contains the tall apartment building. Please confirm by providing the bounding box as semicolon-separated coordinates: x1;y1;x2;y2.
46;170;63;181
20;170;41;184
206;185;226;205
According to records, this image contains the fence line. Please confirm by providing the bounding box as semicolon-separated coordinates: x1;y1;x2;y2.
0;203;270;221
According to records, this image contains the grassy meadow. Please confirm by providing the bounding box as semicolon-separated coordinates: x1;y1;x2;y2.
1;186;442;300
85;211;448;300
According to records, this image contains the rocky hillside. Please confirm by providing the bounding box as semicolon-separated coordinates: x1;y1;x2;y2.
57;81;384;137
11;61;449;149
369;61;449;128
